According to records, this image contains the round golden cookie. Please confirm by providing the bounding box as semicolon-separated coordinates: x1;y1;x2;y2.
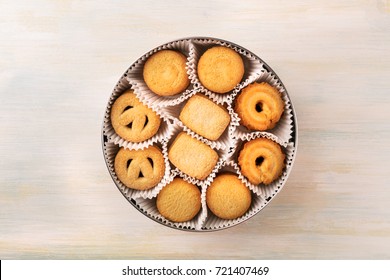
143;50;190;96
157;178;201;223
114;146;165;190
197;46;244;94
110;90;161;143
238;138;285;185
235;82;284;131
206;174;251;220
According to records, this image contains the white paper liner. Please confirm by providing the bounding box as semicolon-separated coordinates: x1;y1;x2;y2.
155;88;199;120
132;174;206;231
188;38;265;105
131;198;200;231
102;79;174;150
233;70;294;143
231;134;295;197
161;96;237;150
103;140;173;199
125;39;198;109
203;193;265;230
261;142;295;200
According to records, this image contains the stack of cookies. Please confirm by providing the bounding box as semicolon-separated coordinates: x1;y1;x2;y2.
103;37;297;231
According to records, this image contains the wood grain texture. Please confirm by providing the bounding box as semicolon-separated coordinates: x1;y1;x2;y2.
1;0;390;259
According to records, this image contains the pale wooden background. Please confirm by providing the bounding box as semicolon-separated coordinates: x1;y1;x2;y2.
1;0;390;259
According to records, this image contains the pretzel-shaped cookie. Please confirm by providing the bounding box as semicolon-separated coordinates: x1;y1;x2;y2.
111;90;161;142
114;146;165;190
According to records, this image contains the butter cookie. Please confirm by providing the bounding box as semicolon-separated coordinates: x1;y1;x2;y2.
110;90;161;143
143;50;190;96
157;178;201;223
197;46;244;93
238;138;285;185
179;94;230;140
114;145;165;190
168;132;218;180
235;82;284;131
206;173;251;220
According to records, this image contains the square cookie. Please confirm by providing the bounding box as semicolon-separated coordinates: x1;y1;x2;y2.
179;94;230;141
168;132;219;180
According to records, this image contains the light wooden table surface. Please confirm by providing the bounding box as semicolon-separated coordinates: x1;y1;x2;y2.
1;0;390;259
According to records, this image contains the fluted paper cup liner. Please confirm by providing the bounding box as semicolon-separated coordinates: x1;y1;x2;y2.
102;37;297;231
261;142;296;200
103;140;172;200
188;38;265;105
160;96;237;150
231;134;294;197
125;39;197;110
102;81;174;150
131;173;205;231
201;161;267;230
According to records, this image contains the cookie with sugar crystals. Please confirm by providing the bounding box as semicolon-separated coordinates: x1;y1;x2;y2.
179;93;230;141
168;132;218;180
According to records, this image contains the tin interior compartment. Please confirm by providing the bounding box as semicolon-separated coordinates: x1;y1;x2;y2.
102;37;298;231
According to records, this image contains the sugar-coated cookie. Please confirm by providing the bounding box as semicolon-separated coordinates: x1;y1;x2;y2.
143;50;190;96
238;138;285;185
179;94;230;140
114;145;165;190
197;46;244;93
235;82;284;131
168;132;218;180
110;90;161;142
206;173;251;220
157;178;201;223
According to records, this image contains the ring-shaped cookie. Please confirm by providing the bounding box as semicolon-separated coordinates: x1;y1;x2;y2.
110;90;161;143
235;82;284;131
238;138;285;185
114;146;165;190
